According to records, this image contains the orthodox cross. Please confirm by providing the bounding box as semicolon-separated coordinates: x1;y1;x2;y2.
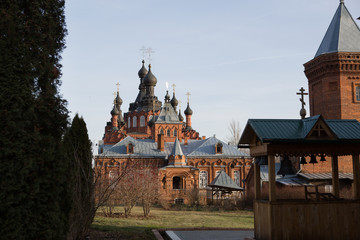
178;100;182;111
116;82;120;92
186;92;191;104
297;87;308;119
146;47;155;64
296;87;308;109
113;92;117;104
172;84;176;94
140;46;147;60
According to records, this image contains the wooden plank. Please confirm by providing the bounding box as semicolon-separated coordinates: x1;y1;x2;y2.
268;155;276;202
254;163;261;200
331;155;340;198
352;154;360;200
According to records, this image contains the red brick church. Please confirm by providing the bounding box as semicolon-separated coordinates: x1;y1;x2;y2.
96;61;252;204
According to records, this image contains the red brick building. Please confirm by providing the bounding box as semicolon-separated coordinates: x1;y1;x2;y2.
96;61;252;204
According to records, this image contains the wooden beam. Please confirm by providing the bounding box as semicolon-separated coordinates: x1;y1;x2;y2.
352;154;360;200
331;155;340;198
268;155;276;202
254;163;261;200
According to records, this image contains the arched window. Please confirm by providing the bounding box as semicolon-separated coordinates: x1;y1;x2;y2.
174;129;177;136
173;176;183;189
133;116;137;127
199;171;208;188
215;142;223;154
356;86;360;101
128;117;131;128
234;171;240;186
127;143;134;154
167;129;171;136
140;116;145;127
159;128;164;135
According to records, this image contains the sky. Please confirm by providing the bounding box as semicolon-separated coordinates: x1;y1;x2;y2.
60;0;360;148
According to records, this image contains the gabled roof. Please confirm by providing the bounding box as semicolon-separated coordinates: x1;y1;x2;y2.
208;170;243;190
170;137;183;156
315;1;360;58
98;136;250;159
239;115;360;144
155;101;181;124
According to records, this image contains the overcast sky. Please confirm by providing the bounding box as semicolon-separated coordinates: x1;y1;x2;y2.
60;0;360;147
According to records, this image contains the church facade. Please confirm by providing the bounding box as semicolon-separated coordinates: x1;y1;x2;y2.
96;61;252;204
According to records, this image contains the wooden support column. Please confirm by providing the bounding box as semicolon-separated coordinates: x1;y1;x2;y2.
352;154;360;200
331;155;340;198
254;163;261;200
268;154;276;201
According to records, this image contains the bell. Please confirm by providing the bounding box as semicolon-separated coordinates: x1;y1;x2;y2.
255;156;268;165
309;155;318;164
277;156;295;176
258;156;268;165
320;155;326;162
300;156;307;164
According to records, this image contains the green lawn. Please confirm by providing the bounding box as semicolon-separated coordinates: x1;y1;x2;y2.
91;205;254;239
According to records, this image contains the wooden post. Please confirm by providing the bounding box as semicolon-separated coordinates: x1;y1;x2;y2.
254;163;261;200
352;154;360;200
268;155;276;201
331;155;340;198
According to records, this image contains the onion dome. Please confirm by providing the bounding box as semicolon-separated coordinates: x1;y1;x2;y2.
184;103;193;115
171;93;178;108
138;60;148;79
142;64;157;86
165;90;170;103
115;92;123;106
178;111;184;122
148;115;155;127
110;105;120;116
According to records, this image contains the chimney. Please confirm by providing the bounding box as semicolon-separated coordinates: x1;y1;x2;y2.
158;134;164;151
184;135;188;145
202;136;206;140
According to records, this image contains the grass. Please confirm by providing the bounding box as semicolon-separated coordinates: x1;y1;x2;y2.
91;205;254;239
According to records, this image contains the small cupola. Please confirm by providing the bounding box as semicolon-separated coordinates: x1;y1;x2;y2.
115;91;123;106
165;90;170;103
184;103;193;116
138;60;148;79
110;105;120;116
178;111;184;122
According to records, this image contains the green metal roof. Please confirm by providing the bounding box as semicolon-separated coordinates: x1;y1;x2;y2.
239;115;360;144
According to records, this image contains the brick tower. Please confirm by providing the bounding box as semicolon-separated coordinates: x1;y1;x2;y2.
304;0;360;121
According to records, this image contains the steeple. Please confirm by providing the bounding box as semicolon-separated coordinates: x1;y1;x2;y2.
170;84;179;112
315;0;360;58
168;137;186;166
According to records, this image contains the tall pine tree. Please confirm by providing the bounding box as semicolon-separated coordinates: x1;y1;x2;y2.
0;1;69;239
63;114;93;240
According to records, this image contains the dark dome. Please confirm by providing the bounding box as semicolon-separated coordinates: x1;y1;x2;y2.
178;111;184;121
165;91;170;102
115;93;123;106
171;93;178;107
111;105;120;115
142;64;157;86
184;103;193;115
138;60;148;79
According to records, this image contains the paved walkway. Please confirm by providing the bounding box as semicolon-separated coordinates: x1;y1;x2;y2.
166;230;254;240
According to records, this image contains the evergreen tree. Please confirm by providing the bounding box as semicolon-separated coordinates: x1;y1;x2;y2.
63;114;94;240
0;1;69;239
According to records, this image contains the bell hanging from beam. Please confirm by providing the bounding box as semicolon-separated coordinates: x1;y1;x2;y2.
277;156;295;177
309;154;318;164
300;156;307;164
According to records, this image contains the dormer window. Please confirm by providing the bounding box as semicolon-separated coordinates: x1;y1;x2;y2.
215;142;223;154
127;143;134;154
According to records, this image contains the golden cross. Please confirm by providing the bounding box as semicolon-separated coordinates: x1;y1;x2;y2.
116;82;120;92
172;84;176;93
140;46;147;60
146;47;155;64
296;87;308;109
113;92;117;104
186;92;191;104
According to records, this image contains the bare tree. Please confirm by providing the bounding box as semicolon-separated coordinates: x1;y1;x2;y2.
138;167;158;217
226;119;242;146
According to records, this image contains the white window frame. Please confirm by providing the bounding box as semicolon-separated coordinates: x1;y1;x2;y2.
140;116;145;127
234;170;240;186
199;170;208;188
133;116;137;127
128;117;131;128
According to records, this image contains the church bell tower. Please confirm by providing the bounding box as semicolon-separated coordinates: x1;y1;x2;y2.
304;0;360;120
